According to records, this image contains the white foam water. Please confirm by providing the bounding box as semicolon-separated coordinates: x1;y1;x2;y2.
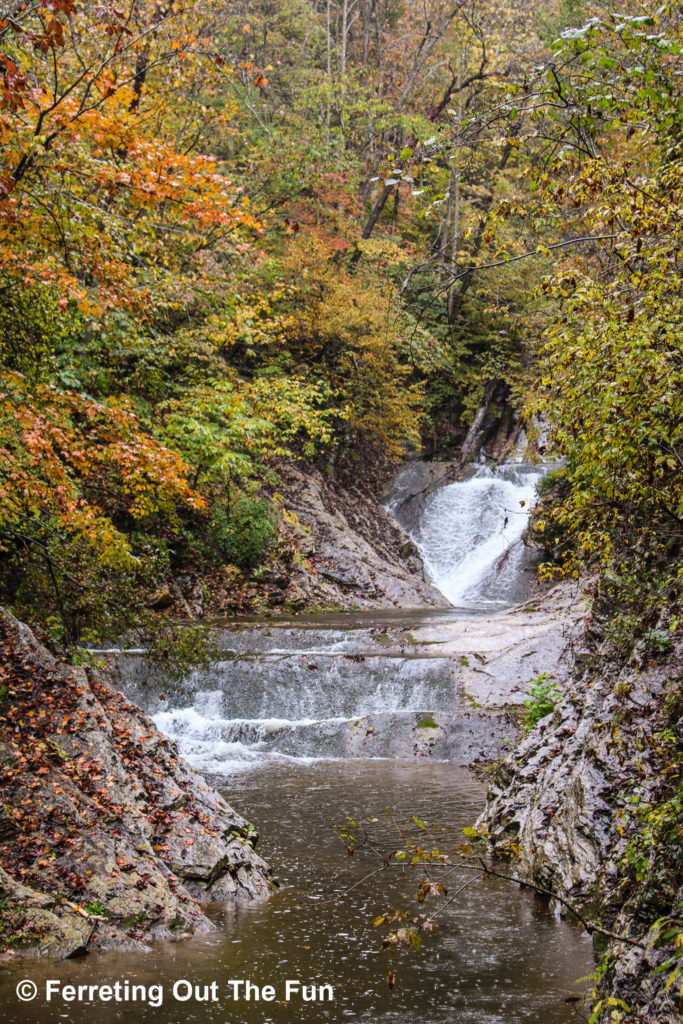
154;704;354;773
412;463;547;608
151;659;458;773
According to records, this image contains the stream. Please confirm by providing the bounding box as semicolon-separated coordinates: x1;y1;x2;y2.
2;462;595;1023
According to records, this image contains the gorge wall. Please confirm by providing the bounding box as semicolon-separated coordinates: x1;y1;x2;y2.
481;597;683;1023
0;612;271;961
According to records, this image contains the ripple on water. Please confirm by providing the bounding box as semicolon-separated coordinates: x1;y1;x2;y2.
0;761;592;1024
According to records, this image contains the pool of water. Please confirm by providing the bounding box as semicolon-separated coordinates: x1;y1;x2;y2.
1;760;594;1024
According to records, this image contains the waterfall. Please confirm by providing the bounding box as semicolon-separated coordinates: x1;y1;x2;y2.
408;463;547;608
119;461;549;774
130;649;461;773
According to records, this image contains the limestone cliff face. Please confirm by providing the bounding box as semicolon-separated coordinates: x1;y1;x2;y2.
481;623;683;1023
0;612;271;960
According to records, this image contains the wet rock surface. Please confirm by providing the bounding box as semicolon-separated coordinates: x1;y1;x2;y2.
256;464;449;611
402;582;584;708
480;618;683;1023
0;612;271;961
162;463;449;619
344;708;515;763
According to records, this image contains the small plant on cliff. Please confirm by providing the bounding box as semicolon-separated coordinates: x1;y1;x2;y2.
522;673;561;733
639;628;674;658
0;896;41;950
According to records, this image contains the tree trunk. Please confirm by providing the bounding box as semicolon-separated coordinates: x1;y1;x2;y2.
361;182;395;238
392;185;400;233
326;0;332;146
129;2;171;113
362;0;371;64
447;46;464;321
341;0;348;74
459;378;503;465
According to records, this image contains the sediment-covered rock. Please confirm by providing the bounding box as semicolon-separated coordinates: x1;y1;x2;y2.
0;612;271;960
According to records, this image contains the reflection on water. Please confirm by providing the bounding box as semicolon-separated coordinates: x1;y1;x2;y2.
1;761;593;1024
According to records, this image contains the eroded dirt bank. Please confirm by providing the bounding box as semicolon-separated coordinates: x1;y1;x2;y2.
0;612;271;960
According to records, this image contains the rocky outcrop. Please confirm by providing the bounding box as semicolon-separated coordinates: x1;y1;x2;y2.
481;618;683;1022
277;464;450;609
0;612;271;960
403;582;584;709
204;463;449;615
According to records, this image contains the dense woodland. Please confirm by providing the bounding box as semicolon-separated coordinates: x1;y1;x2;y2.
0;0;679;652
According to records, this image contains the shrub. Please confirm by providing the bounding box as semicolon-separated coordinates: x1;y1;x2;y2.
209;497;276;569
522;673;561;732
535;466;568;499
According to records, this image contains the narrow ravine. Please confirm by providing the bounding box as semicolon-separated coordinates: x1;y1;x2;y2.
121;461;592;1021
1;462;595;1024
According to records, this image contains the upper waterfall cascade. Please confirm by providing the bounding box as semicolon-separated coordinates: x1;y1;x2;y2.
389;462;548;609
